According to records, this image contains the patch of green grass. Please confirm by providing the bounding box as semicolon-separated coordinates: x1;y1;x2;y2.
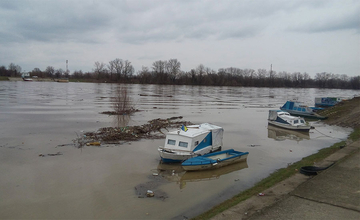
69;78;91;83
192;129;359;220
349;128;360;141
0;76;9;81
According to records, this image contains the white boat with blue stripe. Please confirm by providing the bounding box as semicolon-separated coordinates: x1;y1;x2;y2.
268;110;311;132
158;123;223;163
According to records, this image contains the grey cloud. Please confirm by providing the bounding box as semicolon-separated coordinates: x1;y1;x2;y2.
287;4;360;33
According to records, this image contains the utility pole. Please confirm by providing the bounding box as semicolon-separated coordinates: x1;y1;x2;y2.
66;60;69;74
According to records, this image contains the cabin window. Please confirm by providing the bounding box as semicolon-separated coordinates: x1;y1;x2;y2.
179;141;188;148
294;119;299;124
195;141;199;146
302;108;306;112
167;139;176;145
300;120;305;123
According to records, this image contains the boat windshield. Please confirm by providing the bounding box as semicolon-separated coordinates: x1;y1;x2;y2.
278;112;290;116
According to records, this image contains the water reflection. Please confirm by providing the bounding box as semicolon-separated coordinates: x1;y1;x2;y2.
157;160;248;189
267;124;310;142
112;114;131;127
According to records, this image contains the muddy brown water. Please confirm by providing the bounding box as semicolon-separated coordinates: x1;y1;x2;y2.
0;81;358;219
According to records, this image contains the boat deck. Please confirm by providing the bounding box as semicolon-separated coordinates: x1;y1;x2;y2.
207;153;232;160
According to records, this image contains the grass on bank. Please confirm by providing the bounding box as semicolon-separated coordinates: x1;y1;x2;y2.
193;128;360;220
0;76;9;81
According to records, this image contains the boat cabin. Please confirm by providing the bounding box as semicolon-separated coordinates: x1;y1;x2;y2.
281;101;315;113
315;97;343;107
163;123;223;153
269;110;306;126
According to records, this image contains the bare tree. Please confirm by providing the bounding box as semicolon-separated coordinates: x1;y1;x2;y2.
45;66;55;78
30;68;42;77
8;63;21;77
113;58;124;80
152;60;166;73
123;60;134;79
107;60;116;81
166;59;181;82
54;68;64;78
94;61;106;79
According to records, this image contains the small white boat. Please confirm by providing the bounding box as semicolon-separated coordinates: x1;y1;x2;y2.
158;123;223;163
21;73;32;81
268;110;311;132
181;149;249;171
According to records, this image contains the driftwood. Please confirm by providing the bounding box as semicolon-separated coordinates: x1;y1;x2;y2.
74;116;191;148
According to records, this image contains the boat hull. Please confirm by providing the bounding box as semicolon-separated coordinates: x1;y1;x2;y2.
158;145;220;163
181;149;249;171
158;148;199;163
268;120;311;132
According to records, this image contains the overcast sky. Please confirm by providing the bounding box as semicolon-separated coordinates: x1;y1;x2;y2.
1;0;359;77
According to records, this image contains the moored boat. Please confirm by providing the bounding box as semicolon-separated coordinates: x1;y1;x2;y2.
21;73;33;81
158;123;224;163
315;97;344;108
268;110;311;132
181;149;249;171
280;101;326;119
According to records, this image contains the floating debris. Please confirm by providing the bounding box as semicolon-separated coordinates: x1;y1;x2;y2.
146;190;154;197
86;142;101;146
74;116;191;148
39;152;63;157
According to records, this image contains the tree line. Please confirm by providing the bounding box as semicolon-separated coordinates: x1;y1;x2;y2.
1;59;359;89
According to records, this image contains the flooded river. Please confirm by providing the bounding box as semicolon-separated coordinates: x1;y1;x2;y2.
0;81;358;219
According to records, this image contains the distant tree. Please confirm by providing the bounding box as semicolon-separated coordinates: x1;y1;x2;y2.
122;60;134;79
350;76;360;90
72;70;84;79
0;65;8;76
152;60;167;83
8;63;21;77
30;68;42;77
45;66;55;78
166;59;181;82
152;60;166;74
137;66;152;84
54;68;64;78
107;60;116;81
196;64;205;85
94;61;106;80
113;58;124;81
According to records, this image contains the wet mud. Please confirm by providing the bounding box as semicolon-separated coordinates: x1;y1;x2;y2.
134;174;169;200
